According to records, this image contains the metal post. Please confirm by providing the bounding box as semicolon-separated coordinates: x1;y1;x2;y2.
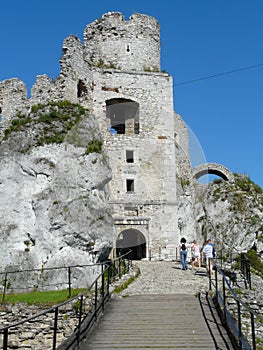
250;312;256;350
2;273;8;303
101;265;105;311
53;307;58;350
77;295;83;345
222;275;226;324
3;328;8;350
247;260;251;289
119;258;121;279
215;268;218;304
68;267;71;298
112;260;116;282
107;264;111;297
208;260;212;291
237;300;242;350
94;281;98;321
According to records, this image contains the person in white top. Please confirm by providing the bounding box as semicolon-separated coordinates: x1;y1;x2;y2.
202;239;215;275
191;240;201;269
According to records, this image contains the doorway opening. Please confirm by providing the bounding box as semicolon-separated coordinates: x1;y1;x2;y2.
116;229;146;260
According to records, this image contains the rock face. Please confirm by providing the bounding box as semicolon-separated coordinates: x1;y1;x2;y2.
194;176;263;255
0;102;114;285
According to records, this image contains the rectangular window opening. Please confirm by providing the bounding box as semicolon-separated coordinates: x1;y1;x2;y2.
126;179;134;192
126;150;134;163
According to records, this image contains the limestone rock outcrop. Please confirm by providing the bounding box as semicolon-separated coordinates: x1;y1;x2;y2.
194;175;263;255
0;101;114;281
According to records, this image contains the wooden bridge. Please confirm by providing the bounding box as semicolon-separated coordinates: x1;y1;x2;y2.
78;293;234;350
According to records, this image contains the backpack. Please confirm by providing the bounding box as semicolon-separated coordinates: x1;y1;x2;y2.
181;243;187;251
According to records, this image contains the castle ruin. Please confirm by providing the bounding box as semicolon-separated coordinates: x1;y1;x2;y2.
0;12;233;260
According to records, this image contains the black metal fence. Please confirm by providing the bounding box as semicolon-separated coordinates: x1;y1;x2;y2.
0;263;101;303
240;252;252;289
0;251;132;350
208;259;262;350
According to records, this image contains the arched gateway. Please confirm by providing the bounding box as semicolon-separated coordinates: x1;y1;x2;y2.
116;229;146;260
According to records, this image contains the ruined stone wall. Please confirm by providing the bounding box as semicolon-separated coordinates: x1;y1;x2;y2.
84;12;160;72
0;79;29;131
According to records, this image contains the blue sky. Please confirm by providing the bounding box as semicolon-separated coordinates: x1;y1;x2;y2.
1;0;262;188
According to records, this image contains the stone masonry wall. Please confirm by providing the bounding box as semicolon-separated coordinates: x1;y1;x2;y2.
84;12;160;72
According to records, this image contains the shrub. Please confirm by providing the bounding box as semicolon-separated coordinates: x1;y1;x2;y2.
246;249;263;276
85;139;102;154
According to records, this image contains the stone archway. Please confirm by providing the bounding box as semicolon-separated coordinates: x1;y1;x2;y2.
192;163;234;182
116;229;146;260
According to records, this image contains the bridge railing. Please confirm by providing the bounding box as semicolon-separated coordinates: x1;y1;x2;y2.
0;251;132;350
208;259;262;350
240;252;252;289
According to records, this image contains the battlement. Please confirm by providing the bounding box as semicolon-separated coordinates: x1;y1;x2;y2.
84;12;160;72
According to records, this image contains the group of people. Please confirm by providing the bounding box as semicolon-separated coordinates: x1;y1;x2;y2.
179;237;216;274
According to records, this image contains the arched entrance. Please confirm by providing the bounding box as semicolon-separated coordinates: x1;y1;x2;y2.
116;229;146;260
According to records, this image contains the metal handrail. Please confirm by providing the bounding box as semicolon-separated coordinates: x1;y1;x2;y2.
240;252;252;289
0;251;132;350
0;262;101;302
208;260;262;350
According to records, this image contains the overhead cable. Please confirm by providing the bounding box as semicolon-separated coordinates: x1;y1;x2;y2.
174;63;263;86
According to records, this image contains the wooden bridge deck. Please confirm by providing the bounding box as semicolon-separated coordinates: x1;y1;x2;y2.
78;294;235;350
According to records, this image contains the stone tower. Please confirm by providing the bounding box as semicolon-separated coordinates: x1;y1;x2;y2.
0;12;233;260
83;12;180;260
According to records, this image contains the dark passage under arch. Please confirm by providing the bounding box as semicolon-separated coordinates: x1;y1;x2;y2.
116;229;146;260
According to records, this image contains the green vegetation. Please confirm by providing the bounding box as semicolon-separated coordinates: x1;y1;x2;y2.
234;249;263;277
234;173;262;194
212;178;223;185
112;267;140;294
85;139;103;154
143;66;160;72
0;288;86;306
96;58;119;69
179;177;190;188
246;249;263;277
3;100;87;152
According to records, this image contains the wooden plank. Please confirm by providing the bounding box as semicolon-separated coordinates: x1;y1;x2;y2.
78;294;234;349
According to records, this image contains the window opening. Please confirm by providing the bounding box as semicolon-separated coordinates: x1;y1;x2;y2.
134;122;139;134
106;98;139;135
126;150;134;163
126;179;134;192
77;80;88;98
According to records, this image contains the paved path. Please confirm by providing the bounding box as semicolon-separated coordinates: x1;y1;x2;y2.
116;260;209;296
78;260;235;350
